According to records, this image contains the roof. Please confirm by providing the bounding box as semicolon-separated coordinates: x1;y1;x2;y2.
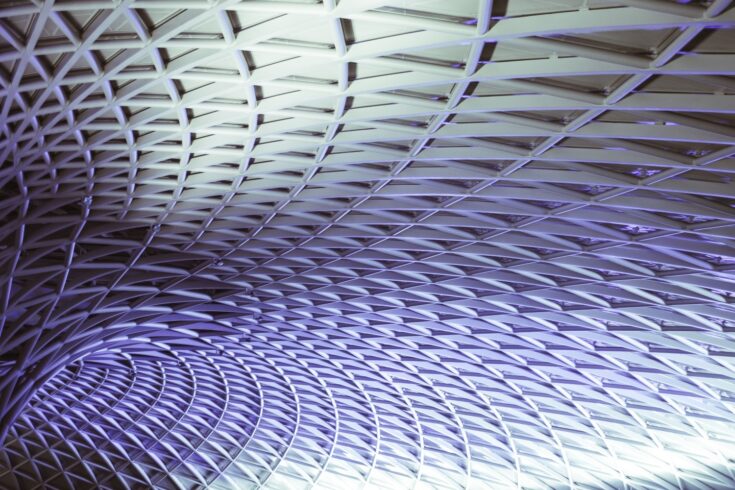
1;0;735;488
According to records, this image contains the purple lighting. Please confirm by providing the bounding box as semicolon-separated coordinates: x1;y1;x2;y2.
1;1;735;489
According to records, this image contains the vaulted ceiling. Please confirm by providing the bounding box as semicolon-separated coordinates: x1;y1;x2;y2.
1;0;735;489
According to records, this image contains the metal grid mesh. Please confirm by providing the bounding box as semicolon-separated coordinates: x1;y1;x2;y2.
1;0;735;488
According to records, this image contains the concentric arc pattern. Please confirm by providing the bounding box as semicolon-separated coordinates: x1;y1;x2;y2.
1;0;735;489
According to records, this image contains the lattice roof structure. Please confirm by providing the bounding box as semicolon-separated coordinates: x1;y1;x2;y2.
0;0;735;489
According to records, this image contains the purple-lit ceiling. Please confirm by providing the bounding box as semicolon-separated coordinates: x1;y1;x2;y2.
1;0;735;489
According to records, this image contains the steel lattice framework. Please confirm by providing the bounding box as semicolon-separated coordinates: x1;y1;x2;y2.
0;0;735;489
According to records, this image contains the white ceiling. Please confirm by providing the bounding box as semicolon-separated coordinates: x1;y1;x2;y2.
1;0;735;489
